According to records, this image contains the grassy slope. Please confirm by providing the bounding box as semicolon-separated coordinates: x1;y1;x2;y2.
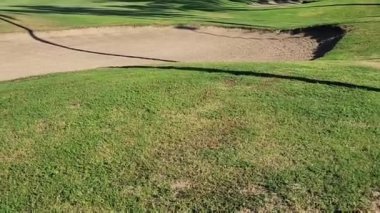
0;0;380;211
1;63;379;211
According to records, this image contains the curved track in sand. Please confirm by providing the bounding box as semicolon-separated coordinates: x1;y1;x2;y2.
0;19;320;81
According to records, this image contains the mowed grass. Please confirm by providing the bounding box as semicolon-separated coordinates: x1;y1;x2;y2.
0;0;378;29
0;0;380;211
1;62;380;211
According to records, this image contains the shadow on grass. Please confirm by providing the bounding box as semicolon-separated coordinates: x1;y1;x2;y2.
0;15;177;63
1;1;377;16
111;65;380;92
0;0;249;18
250;3;380;11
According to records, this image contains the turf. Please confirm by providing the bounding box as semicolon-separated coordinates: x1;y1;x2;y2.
0;0;378;29
1;62;379;211
0;0;380;211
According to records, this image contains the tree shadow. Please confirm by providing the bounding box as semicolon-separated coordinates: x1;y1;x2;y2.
0;0;249;19
0;5;185;18
111;65;380;92
250;3;380;11
1;1;378;20
0;14;16;20
99;0;250;12
0;15;177;63
254;0;315;4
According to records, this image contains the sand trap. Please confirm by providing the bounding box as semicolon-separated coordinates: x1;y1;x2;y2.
0;24;322;81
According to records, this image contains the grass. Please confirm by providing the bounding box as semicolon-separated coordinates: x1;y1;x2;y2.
0;0;380;211
0;0;378;29
1;62;379;211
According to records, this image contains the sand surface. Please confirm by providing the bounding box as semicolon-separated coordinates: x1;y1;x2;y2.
0;26;319;81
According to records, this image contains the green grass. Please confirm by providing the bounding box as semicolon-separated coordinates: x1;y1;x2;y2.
0;0;380;211
1;62;379;211
0;0;378;29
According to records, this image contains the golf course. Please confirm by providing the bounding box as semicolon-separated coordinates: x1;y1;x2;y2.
0;0;379;211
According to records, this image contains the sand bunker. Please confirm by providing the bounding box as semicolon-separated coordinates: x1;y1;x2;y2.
0;23;342;81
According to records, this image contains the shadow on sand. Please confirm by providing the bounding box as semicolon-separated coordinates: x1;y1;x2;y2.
0;15;177;63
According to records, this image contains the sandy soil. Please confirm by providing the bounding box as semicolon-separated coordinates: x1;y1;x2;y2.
0;26;319;81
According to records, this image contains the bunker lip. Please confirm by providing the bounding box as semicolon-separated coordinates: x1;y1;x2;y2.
0;21;345;81
177;24;346;60
286;25;346;59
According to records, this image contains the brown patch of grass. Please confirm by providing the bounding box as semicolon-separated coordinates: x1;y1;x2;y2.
238;117;295;171
67;101;81;109
171;180;192;191
238;186;294;212
95;142;115;162
256;78;281;90
195;118;243;149
162;110;212;133
238;207;253;213
160;99;223;135
35;119;49;133
196;101;222;114
240;184;268;196
0;138;35;164
51;202;112;212
224;78;238;87
35;119;66;134
253;149;294;171
164;115;245;151
171;180;193;198
342;120;371;129
200;88;216;100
